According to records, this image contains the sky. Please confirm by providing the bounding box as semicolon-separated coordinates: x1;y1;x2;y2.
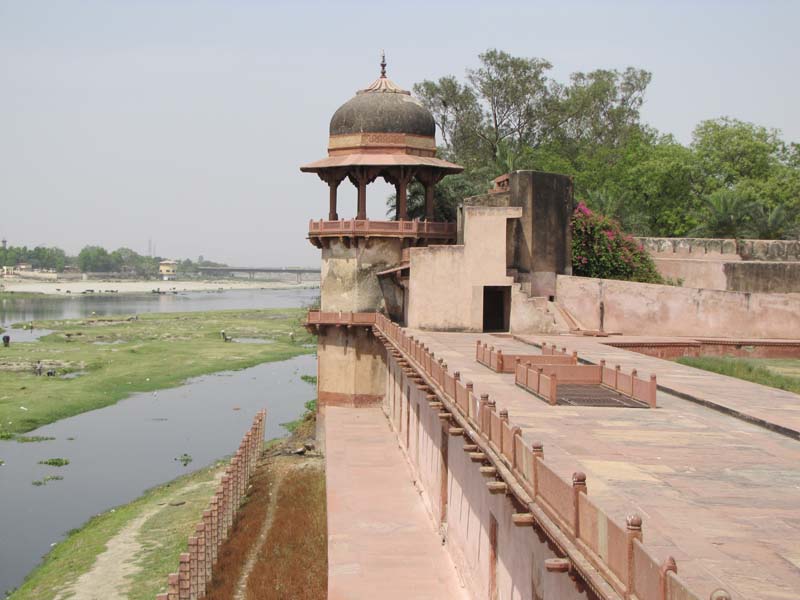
1;0;798;267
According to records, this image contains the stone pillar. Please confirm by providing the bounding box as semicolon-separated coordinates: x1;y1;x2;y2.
396;180;408;221
328;180;339;221
357;178;367;220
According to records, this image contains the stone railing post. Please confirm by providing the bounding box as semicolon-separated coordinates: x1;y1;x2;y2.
496;349;504;372
660;557;677;600
479;394;489;435
202;509;213;582
167;573;179;600
210;495;219;563
510;426;522;468
178;553;190;600
188;536;198;599
532;441;544;496
195;523;206;597
614;365;621;389
548;373;558;405
630;369;638;397
649;374;657;408
465;382;474;419
572;472;587;537
625;514;643;598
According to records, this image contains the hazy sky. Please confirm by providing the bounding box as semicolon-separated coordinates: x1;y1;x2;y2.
2;1;798;266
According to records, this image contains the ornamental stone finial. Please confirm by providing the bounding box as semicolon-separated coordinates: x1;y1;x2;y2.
380;50;387;78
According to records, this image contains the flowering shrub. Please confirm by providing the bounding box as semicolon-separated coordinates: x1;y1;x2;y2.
571;202;663;283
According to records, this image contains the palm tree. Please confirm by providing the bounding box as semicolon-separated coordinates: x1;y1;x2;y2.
689;189;752;238
747;203;798;239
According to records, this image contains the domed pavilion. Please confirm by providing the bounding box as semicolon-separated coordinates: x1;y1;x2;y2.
301;55;463;241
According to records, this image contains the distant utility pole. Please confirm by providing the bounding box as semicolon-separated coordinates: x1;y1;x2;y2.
147;238;152;258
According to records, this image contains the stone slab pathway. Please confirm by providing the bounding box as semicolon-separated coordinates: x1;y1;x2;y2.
324;405;468;600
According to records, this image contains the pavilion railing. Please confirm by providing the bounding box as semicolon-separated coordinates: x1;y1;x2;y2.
373;313;726;600
308;219;456;238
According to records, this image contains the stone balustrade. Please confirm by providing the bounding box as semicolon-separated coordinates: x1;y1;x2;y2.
308;219;456;247
373;313;724;600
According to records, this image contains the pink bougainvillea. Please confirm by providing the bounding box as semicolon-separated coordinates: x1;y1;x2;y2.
571;203;663;284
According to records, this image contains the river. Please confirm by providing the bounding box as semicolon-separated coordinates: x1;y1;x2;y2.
0;287;319;595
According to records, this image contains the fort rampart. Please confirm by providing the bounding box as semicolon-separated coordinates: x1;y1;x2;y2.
374;314;718;600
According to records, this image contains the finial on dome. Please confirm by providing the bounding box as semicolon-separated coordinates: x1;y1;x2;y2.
380;50;387;78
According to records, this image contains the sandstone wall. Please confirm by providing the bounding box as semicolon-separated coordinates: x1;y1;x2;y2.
640;237;800;293
317;327;386;407
320;237;403;313
556;275;800;339
407;206;521;331
383;349;584;600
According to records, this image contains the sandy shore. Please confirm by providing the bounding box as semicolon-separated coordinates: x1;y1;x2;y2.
0;278;319;296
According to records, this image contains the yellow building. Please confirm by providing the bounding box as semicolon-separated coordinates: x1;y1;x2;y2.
158;260;177;281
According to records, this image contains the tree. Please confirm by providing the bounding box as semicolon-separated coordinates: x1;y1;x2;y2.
403;50;799;240
77;246;115;272
689;189;753;238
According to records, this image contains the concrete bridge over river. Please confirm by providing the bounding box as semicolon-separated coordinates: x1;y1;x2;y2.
196;266;320;283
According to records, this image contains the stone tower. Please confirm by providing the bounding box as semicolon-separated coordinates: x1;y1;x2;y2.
301;56;462;407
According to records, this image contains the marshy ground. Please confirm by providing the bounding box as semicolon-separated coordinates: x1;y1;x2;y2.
0;308;314;436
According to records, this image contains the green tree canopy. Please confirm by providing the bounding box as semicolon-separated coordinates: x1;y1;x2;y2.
393;50;799;240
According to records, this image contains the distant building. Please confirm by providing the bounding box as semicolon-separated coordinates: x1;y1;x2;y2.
159;260;178;281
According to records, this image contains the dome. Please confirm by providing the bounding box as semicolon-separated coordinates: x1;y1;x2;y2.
329;69;435;138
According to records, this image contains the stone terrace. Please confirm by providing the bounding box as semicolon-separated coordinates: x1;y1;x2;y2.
409;330;800;600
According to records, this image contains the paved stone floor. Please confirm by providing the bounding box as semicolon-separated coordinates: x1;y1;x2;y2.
324;405;468;600
411;330;800;600
526;334;800;437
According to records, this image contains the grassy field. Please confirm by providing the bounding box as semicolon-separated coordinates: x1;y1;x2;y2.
9;461;227;599
676;356;800;394
0;308;314;436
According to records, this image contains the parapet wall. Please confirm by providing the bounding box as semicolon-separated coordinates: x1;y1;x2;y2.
556;275;800;339
638;237;800;261
638;237;800;293
374;315;716;600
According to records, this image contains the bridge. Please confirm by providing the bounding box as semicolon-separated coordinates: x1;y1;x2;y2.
196;266;320;282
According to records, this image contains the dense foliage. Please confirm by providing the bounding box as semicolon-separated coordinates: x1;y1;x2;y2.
571;203;662;283
389;50;799;239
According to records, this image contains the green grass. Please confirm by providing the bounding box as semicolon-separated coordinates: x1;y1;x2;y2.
10;462;226;599
0;308;315;436
676;356;800;394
